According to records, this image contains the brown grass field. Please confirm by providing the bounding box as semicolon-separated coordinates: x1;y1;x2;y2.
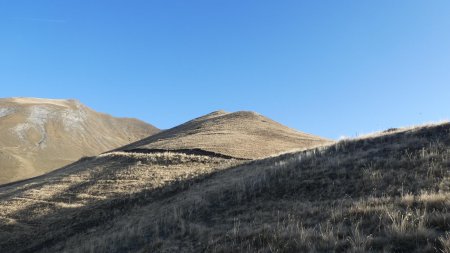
0;121;449;252
118;110;331;159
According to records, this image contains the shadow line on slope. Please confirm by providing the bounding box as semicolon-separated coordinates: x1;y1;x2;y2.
123;148;249;160
0;157;95;195
0;154;246;253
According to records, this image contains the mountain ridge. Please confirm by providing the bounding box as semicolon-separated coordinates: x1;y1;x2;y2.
0;97;159;184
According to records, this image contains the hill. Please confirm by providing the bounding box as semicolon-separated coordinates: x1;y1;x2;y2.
119;110;331;159
1;117;448;252
0;110;331;252
0;97;159;184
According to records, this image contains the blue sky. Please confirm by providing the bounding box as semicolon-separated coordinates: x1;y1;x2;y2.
1;1;449;139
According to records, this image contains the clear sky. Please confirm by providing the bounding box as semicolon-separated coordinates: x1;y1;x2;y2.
1;1;449;139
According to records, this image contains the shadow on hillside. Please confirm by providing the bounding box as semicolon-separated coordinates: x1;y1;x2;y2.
2;123;450;252
0;154;246;253
0;156;95;197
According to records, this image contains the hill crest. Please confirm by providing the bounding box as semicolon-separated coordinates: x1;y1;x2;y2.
119;110;332;159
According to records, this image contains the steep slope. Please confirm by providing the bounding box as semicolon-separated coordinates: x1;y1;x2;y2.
119;110;331;159
0;97;159;183
0;121;449;252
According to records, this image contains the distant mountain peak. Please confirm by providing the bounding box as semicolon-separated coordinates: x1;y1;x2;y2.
0;98;159;184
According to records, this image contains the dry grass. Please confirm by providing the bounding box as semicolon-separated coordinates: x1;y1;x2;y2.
0;152;243;252
0;98;159;184
118;110;332;159
0;122;449;252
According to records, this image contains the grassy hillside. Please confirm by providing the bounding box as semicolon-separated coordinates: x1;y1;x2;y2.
119;110;331;159
0;97;159;184
0;152;243;253
0;122;449;252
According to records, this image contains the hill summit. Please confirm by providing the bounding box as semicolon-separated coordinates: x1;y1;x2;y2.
119;110;331;159
0;97;159;183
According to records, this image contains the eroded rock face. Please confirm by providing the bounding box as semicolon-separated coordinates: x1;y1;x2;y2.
0;107;15;118
0;97;159;184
